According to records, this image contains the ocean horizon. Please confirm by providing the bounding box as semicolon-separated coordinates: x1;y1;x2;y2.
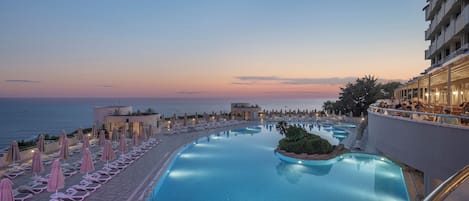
0;97;333;149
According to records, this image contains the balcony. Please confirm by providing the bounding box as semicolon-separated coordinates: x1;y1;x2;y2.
443;0;456;16
455;5;469;34
444;21;455;44
427;0;444;21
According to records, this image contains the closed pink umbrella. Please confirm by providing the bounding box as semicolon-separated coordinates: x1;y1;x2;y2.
0;178;14;201
111;128;119;142
98;130;106;146
82;135;90;152
31;149;43;176
77;128;84;141
79;148;94;175
59;137;69;160
58;130;66;146
6;141;21;163
132;132;139;146
47;159;64;196
119;134;127;154
101;140;116;165
36;134;45;153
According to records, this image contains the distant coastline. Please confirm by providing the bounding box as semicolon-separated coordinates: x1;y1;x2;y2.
0;97;333;149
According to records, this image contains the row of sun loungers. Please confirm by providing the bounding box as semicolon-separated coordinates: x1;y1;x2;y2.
166;120;247;135
1;136;160;201
49;138;161;201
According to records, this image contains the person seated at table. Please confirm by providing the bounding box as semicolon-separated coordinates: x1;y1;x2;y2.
412;107;427;121
437;108;459;125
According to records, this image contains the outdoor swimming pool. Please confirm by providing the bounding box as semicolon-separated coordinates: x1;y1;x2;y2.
148;125;409;201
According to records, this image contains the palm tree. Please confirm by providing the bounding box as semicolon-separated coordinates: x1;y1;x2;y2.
276;121;288;135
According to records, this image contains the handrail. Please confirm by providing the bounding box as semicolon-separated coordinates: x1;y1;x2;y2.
423;165;469;201
368;105;469;122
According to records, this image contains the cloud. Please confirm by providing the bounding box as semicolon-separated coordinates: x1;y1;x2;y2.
235;76;282;81
177;91;203;95
231;82;254;85
5;79;40;83
233;76;355;85
280;77;357;85
233;76;406;86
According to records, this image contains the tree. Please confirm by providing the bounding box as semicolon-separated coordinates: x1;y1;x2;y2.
276;121;288;135
322;75;401;117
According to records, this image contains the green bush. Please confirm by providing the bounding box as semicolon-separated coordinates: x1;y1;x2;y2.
278;126;333;155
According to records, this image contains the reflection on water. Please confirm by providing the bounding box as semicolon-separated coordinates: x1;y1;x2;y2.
276;161;333;184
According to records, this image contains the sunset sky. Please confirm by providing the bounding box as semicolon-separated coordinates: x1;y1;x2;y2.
0;1;429;98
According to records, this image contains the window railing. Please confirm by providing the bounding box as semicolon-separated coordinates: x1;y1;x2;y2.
368;105;469;127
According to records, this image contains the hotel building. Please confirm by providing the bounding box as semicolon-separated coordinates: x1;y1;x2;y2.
368;0;469;198
395;0;469;108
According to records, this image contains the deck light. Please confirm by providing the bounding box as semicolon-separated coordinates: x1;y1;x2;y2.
298;161;303;164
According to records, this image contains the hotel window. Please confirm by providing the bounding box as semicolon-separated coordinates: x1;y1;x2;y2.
455;10;461;19
456;41;461;50
446;48;450;56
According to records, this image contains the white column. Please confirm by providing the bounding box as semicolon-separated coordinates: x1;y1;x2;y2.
447;65;452;106
417;80;421;102
428;74;432;105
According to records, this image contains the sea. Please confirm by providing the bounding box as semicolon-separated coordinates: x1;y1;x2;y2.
0;97;332;149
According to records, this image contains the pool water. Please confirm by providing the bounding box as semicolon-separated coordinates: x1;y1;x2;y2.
149;125;409;201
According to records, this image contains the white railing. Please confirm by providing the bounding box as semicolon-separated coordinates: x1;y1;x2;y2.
424;165;469;201
368;105;469;127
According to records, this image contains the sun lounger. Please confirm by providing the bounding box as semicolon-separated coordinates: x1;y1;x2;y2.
3;169;25;179
13;190;33;201
17;182;47;194
83;173;112;184
70;180;101;192
50;188;90;201
97;167;120;176
63;169;78;177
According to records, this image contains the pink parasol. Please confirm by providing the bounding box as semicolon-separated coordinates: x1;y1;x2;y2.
36;134;45;153
47;159;65;196
132;132;139;146
111;128;119;141
31;149;43;176
119;134;127;154
77;128;84;141
82;134;90;152
79;148;94;175
101;140;116;165
0;178;14;201
98;130;106;146
58;130;66;146
6;141;21;163
59;136;69;160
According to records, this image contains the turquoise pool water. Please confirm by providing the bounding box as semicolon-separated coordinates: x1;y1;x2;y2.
149;125;409;201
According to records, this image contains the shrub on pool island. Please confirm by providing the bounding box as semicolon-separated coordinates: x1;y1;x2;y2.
277;126;333;155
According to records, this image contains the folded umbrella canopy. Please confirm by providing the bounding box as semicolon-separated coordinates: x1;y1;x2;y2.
5;141;21;163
